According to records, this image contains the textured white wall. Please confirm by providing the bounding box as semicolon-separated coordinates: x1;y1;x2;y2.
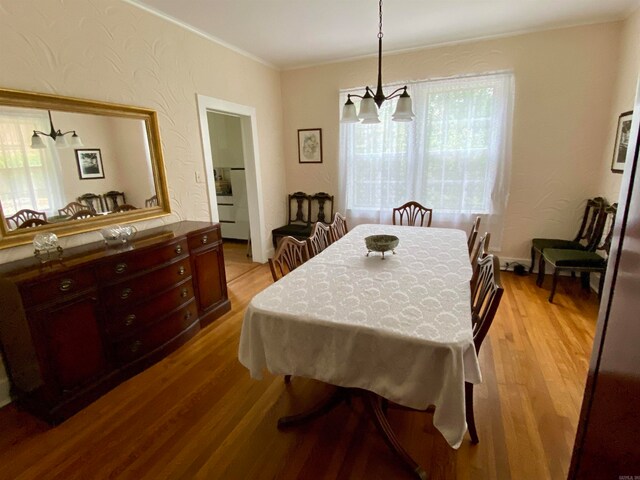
0;0;286;405
596;7;640;202
281;22;625;262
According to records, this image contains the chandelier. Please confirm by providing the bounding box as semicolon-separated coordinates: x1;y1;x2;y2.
341;0;414;124
31;110;83;149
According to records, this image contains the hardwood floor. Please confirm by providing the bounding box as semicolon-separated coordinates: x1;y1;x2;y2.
222;239;259;282
0;267;598;479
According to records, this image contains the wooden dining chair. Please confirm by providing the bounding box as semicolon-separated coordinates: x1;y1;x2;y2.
268;236;310;283
467;254;504;444
145;195;158;208
58;201;86;217
112;204;138;213
6;209;47;230
307;222;332;257
392;201;433;227
77;193;104;214
329;212;348;243
470;232;491;292
17;218;49;229
530;197;606;274
467;216;481;254
103;191;126;211
68;209;97;221
539;203;617;303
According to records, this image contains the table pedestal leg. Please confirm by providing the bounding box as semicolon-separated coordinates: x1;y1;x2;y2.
277;387;428;480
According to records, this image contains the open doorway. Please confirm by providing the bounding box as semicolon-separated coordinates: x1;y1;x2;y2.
196;95;267;278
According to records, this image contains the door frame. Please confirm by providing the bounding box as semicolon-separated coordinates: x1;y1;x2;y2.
196;94;267;263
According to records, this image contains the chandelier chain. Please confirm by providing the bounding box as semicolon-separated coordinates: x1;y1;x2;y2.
378;0;383;39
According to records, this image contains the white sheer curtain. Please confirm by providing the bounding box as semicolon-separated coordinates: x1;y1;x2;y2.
0;108;64;217
339;72;514;249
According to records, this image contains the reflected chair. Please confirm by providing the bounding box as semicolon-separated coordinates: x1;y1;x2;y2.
112;204;137;213
268;236;310;282
17;218;49;229
530;197;606;275
77;193;104;214
58;201;87;217
307;222;332;257
6;209;47;230
467;216;481;254
271;192;312;248
392;201;433;227
68;209;97;221
329;212;348;243
145;195;158;208
467;254;504;443
540;204;617;303
104;191;126;211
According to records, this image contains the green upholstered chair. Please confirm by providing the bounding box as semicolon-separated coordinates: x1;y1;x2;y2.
539;204;617;303
530;197;607;280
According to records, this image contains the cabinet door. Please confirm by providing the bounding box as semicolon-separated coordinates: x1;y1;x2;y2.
191;244;227;315
32;295;108;392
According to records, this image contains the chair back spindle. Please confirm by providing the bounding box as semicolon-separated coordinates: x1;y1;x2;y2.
268;236;310;282
392;201;433;227
329;212;348;243
307;222;332;257
467;216;481;254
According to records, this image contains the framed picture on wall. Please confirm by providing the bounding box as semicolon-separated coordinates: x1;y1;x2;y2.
298;128;323;164
611;111;633;173
75;149;105;179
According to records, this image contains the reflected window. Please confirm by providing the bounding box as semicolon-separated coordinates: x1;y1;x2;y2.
0;108;63;216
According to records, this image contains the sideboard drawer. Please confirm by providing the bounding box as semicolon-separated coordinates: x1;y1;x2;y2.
102;257;192;308
98;239;189;282
20;269;96;306
187;227;221;251
104;280;194;338
113;300;198;364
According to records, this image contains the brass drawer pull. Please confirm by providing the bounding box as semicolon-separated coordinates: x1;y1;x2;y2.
175;244;183;255
201;235;208;245
181;288;188;298
124;314;136;326
184;311;192;320
58;279;74;292
120;288;132;299
178;266;186;275
130;340;142;353
115;263;128;274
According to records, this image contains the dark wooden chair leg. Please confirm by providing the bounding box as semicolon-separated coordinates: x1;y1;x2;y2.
537;255;546;287
549;268;560;303
465;382;479;444
363;393;427;480
598;269;606;300
529;246;536;273
580;272;590;291
284;375;291;384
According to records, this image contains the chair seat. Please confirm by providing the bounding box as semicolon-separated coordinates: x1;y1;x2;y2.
272;224;312;236
544;248;606;268
532;238;585;252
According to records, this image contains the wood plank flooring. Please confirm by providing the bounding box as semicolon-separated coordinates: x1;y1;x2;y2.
0;266;598;480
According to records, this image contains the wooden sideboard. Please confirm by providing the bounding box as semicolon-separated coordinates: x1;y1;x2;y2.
0;221;230;423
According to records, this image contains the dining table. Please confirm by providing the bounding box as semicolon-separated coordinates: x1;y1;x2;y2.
238;224;481;479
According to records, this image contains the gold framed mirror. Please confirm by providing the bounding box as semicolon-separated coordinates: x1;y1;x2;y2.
0;88;170;249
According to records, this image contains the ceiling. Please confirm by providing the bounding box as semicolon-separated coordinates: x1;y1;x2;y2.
129;0;640;69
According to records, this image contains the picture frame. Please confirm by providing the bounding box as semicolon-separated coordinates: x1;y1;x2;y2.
75;149;105;180
611;111;633;173
298;128;323;164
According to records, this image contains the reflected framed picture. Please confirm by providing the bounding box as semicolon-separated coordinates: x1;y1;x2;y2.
75;149;105;180
611;111;633;173
298;128;323;164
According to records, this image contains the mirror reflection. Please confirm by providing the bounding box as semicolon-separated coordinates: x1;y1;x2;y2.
0;106;157;231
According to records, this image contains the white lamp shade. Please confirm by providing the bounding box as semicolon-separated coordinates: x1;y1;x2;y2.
358;96;379;121
341;102;359;123
55;135;69;148
30;133;46;149
361;117;381;124
392;95;415;121
69;133;83;147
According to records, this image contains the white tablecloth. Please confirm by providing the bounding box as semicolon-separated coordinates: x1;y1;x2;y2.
238;224;482;448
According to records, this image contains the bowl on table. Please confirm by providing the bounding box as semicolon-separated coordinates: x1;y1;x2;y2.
365;234;399;259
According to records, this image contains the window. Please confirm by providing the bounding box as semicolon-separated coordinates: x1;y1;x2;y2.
339;73;514;245
0;108;63;217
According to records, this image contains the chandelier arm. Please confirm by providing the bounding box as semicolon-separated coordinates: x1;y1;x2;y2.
385;87;409;100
